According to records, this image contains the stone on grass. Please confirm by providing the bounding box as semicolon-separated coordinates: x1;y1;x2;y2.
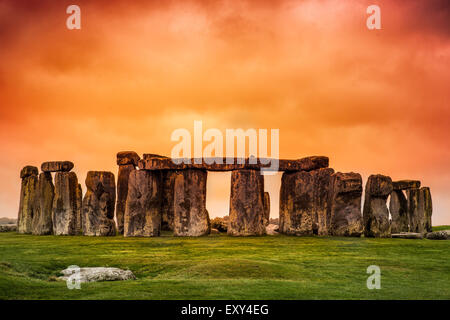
173;169;210;236
60;267;135;283
425;231;448;240
228;170;266;236
391;232;423;239
124;170;162;237
82;171;116;236
18;166;39;234
363;174;393;238
32;172;54;235
53;172;80;235
328;172;364;237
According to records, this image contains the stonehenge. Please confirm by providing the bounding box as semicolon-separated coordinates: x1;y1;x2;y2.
328;172;363;237
18;166;39;234
16;154;434;239
363;174;393;238
116;151;140;234
173;169;210;236
407;187;432;233
228;170;266;236
263;192;270;226
32;172;55;235
53;171;80;235
279;168;334;236
82;171;116;236
124;170;162;237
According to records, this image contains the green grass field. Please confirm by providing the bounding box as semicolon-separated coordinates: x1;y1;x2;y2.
0;230;449;300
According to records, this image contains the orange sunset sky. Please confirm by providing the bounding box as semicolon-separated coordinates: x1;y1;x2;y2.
0;0;449;224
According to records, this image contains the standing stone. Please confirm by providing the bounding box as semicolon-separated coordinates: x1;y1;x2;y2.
314;168;335;235
363;174;393;238
76;184;83;233
116;151;140;234
116;164;136;234
228;170;266;236
263;192;270;226
82;171;116;236
389;190;409;233
18;166;39;234
32;172;54;235
173;169;210;236
124;170;162;237
161;170;176;231
279;168;334;236
328;172;363;237
53;172;79;235
407;187;432;233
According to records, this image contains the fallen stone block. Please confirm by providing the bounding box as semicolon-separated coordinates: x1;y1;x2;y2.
60;267;135;283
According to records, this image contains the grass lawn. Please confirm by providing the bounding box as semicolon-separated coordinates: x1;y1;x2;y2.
0;230;449;300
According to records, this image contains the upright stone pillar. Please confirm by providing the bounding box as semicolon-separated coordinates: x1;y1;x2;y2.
124;170;162;237
32;172;54;235
390;180;420;233
82;171;116;236
263;192;270;226
363;174;393;237
53;172;79;235
407;187;432;233
161;170;176;231
389;190;408;233
173;169;210;236
228;170;266;236
328;172;363;237
17;166;39;234
116;151;140;234
75;184;83;234
279;168;334;236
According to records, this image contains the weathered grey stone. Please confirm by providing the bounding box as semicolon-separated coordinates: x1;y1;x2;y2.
425;231;448;240
266;224;279;235
407;187;432;233
328;172;363;237
173;170;210;236
391;232;423;239
392;180;420;190
210;216;228;232
0;224;17;232
41;161;74;172
228;170;266;236
363;174;393;238
18;166;38;234
389;190;409;233
138;156;329;172
20;166;38;179
53;172;79;235
60;267;135;283
279;168;334;236
124;170;162;237
116;151;140;166
82;171;116;236
32;172;54;235
161;170;177;231
263;192;270;226
115;164;135;234
76;183;82;234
